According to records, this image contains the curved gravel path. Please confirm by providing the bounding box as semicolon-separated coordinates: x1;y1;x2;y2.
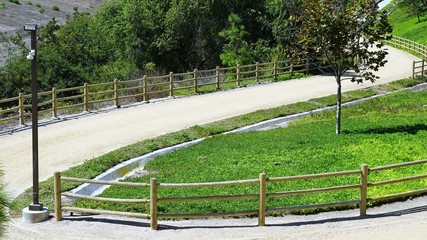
0;46;424;239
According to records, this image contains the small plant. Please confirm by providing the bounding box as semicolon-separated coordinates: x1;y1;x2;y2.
35;3;41;7
8;0;20;4
0;3;5;9
39;7;45;13
26;1;32;5
51;5;59;11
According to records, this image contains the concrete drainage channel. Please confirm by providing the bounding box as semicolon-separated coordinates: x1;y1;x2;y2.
71;83;427;197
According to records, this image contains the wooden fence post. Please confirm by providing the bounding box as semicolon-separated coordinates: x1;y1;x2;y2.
52;88;57;119
360;164;369;216
256;62;260;83
422;59;425;77
258;172;267;226
273;60;278;81
19;93;25;125
305;59;309;73
150;178;158;230
54;171;62;221
169;72;174;97
194;69;198;93
216;66;220;89
413;61;416;79
114;79;120;108
236;64;241;87
83;83;89;112
143;75;148;102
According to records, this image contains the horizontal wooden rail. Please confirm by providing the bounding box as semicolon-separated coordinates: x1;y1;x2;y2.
267;184;361;198
370;159;427;172
268;169;361;182
62;192;150;204
61;176;150;187
266;200;360;214
159;179;258;188
158;210;259;219
54;160;427;230
369;173;427;187
62;207;150;219
158;193;259;203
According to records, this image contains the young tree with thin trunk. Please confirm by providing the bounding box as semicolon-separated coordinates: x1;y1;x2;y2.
289;0;392;134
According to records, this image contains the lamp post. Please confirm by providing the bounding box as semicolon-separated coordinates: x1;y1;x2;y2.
23;23;43;212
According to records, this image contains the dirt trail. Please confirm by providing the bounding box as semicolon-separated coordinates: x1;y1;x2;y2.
0;46;423;239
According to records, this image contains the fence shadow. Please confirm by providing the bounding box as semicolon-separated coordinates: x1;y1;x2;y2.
343;124;427;135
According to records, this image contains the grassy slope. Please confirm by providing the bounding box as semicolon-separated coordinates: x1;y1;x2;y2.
388;1;427;44
77;84;427;215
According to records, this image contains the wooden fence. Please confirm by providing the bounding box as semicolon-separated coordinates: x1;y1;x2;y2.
384;35;427;78
0;59;313;126
54;159;427;230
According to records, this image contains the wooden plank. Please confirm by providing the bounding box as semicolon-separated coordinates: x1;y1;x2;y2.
368;188;427;202
266;200;360;214
158;210;258;219
159;179;258;188
267;184;360;198
158;193;258;203
62;192;149;204
62;207;150;219
370;159;427;172
268;170;361;182
61;176;150;187
369;173;427;187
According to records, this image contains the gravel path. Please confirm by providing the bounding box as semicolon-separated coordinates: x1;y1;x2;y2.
0;46;423;239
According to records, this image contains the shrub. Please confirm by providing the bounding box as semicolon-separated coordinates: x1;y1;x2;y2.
0;3;5;9
51;5;59;11
0;169;8;237
8;0;20;5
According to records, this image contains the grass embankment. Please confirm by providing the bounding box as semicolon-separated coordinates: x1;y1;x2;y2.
9;77;427;216
75;79;427;216
388;1;427;44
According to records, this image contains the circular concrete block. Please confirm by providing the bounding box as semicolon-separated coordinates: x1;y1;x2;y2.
22;207;49;223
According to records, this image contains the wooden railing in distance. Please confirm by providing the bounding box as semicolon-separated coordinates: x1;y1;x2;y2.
1;59;311;126
54;159;427;230
384;35;427;78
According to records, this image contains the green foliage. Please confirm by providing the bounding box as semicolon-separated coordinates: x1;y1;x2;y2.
0;3;6;9
39;7;45;13
51;5;60;11
289;0;392;134
219;14;253;67
0;169;9;236
8;0;20;5
35;3;40;7
402;0;427;22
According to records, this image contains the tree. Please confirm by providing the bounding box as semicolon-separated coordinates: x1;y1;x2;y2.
218;13;253;67
289;0;392;134
403;0;427;22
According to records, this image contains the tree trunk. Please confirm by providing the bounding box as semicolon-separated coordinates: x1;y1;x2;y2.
336;74;342;135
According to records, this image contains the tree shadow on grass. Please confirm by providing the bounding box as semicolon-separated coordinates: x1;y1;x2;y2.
342;124;427;135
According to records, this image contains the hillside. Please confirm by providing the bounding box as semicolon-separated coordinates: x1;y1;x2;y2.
388;0;427;44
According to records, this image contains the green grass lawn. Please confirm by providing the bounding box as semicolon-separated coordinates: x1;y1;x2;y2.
9;77;427;216
388;1;427;44
74;87;427;216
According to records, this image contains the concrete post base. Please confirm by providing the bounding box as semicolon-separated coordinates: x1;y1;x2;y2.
22;207;49;223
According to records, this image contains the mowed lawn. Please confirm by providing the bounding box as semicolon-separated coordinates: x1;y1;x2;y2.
76;89;427;215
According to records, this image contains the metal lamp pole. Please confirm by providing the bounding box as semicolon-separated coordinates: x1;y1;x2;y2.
24;24;43;211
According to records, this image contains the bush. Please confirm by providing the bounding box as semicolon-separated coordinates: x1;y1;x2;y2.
0;169;9;237
0;3;6;9
8;0;20;5
51;5;59;11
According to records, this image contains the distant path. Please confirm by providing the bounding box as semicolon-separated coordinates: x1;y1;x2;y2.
0;46;419;198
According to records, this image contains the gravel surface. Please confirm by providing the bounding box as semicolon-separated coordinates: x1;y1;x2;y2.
0;47;423;239
5;196;427;240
